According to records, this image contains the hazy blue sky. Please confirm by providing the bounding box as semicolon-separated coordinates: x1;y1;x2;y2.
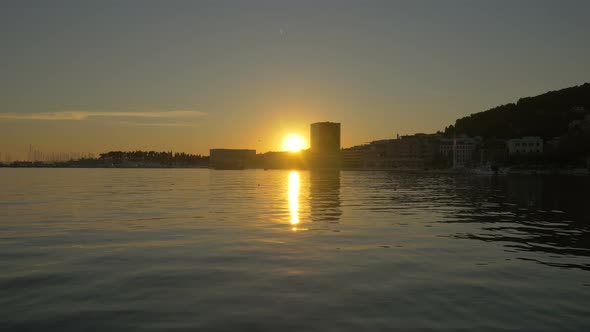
1;0;589;158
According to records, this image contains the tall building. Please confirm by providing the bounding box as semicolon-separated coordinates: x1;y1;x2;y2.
310;122;341;154
310;122;341;168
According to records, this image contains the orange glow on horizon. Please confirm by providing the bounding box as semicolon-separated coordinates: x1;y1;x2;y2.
282;134;305;152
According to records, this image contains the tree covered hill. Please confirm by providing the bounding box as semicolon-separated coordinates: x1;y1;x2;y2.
444;83;590;139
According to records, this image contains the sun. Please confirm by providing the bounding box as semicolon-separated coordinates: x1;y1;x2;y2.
283;134;305;152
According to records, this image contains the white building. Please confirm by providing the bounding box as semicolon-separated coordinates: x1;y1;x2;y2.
507;137;543;155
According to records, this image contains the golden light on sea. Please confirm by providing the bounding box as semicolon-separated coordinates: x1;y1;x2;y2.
288;171;300;230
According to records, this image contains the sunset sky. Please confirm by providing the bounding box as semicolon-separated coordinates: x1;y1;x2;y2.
1;0;589;159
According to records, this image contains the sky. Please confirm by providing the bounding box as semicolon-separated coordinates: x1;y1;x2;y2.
1;0;589;159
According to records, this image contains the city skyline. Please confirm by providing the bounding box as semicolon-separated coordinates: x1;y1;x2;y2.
2;1;590;159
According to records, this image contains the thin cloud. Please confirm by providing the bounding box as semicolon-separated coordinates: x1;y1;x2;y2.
0;110;207;121
110;121;200;127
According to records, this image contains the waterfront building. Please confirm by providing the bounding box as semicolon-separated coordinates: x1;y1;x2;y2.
439;135;480;168
310;122;341;168
342;144;370;169
310;122;341;154
361;134;440;169
209;149;256;169
507;137;543;155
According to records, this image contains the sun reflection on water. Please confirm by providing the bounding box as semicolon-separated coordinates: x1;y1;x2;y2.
288;171;300;230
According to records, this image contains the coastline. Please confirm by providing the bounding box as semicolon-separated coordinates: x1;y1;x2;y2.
2;164;588;176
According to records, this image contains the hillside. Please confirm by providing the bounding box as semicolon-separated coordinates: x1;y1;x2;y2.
444;83;590;139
